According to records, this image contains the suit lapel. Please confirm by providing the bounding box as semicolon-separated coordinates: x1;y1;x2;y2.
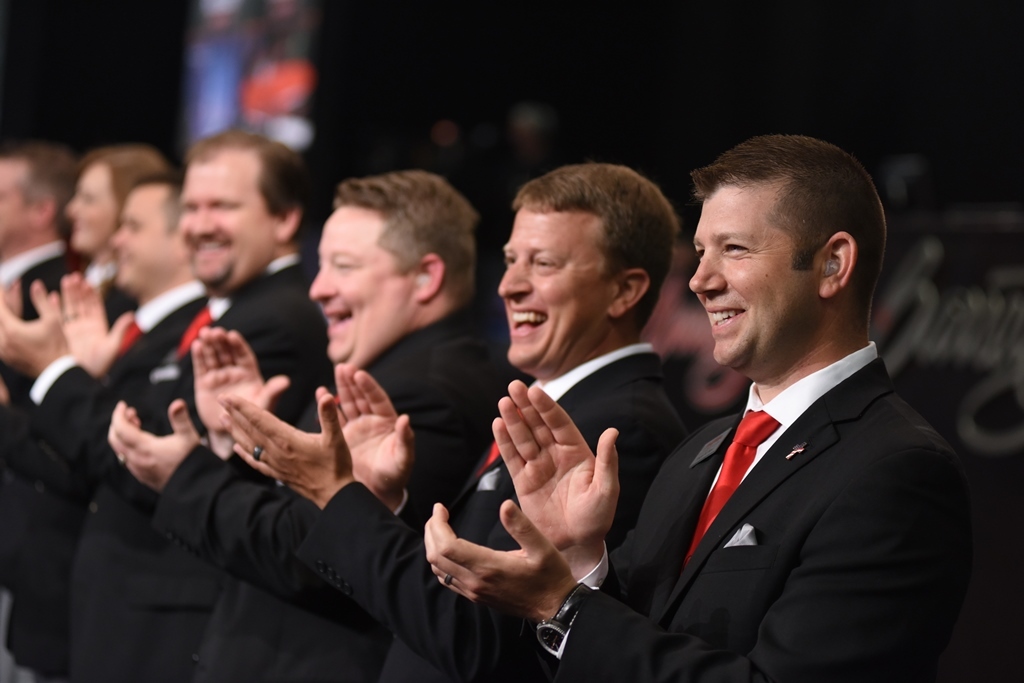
108;298;206;386
450;353;664;508
652;359;896;625
644;427;733;612
450;450;504;512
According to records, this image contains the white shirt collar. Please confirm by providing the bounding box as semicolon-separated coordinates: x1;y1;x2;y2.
0;241;65;287
746;342;878;456
134;281;206;332
536;343;654;401
84;260;117;288
206;253;300;322
268;253;299;274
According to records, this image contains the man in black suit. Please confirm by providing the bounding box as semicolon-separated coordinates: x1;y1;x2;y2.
114;170;505;682
425;135;973;683
0;140;77;682
0;132;331;682
0;172;211;680
214;163;688;683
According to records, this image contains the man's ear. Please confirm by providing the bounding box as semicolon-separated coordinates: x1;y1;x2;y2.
273;208;303;245
607;267;650;320
412;253;446;303
27;196;58;235
818;231;857;300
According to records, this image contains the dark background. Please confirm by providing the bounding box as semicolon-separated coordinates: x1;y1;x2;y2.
2;1;1022;680
3;0;1022;224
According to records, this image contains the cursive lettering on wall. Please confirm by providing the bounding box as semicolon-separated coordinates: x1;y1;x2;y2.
873;236;1024;457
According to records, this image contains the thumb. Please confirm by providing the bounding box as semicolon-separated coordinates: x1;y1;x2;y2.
431;502;450;525
395;414;414;462
258;375;291;412
167;399;199;440
111;311;136;339
594;428;621;499
30;280;58;319
316;388;342;442
498;499;551;555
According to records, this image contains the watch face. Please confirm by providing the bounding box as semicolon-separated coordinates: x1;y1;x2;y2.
537;621;567;654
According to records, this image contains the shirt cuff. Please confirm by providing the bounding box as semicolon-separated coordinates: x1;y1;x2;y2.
30;355;78;405
577;544;609;589
554;545;608;660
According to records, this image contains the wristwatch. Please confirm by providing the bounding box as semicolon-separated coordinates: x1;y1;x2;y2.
536;583;592;656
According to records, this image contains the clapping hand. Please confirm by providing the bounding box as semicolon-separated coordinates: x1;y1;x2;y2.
111;399;201;492
492;380;618;576
192;326;289;458
424;499;579;622
0;280;68;378
221;364;413;510
60;273;135;378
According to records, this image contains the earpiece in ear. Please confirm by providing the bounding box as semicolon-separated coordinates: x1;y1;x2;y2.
416;274;429;287
824;259;839;276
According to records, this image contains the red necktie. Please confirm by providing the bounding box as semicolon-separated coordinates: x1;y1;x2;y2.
117;321;143;357
476;441;501;477
177;306;213;359
684;410;780;565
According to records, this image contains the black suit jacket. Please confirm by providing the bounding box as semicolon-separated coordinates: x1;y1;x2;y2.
143;264;331;434
1;296;214;680
29;266;331;682
556;359;972;683
149;311;505;682
0;252;68;579
0;252;73;675
297;352;687;683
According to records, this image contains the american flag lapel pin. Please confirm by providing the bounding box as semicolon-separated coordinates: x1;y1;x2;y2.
785;442;808;460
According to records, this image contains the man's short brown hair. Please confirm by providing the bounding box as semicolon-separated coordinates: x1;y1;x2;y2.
130;170;185;235
186;130;309;219
333;170;479;308
691;134;886;319
513;163;680;326
0;140;78;237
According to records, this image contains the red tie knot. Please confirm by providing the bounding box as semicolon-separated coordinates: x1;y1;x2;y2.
733;411;781;448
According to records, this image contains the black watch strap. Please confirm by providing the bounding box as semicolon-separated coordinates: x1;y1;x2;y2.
536;583;592;656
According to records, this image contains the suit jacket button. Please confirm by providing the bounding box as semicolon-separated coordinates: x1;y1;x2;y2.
316;560;326;572
88;501;99;513
192;653;200;663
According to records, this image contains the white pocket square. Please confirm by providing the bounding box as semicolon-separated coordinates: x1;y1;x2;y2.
476;468;502;492
724;523;758;548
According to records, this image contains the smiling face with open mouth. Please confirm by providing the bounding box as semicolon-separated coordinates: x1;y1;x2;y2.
690;183;822;389
309;205;420;368
180;148;286;298
499;209;625;381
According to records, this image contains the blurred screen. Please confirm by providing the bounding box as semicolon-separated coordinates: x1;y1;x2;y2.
180;0;322;151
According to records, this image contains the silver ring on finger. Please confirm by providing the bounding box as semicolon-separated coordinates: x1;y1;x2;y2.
443;573;454;586
252;445;264;461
